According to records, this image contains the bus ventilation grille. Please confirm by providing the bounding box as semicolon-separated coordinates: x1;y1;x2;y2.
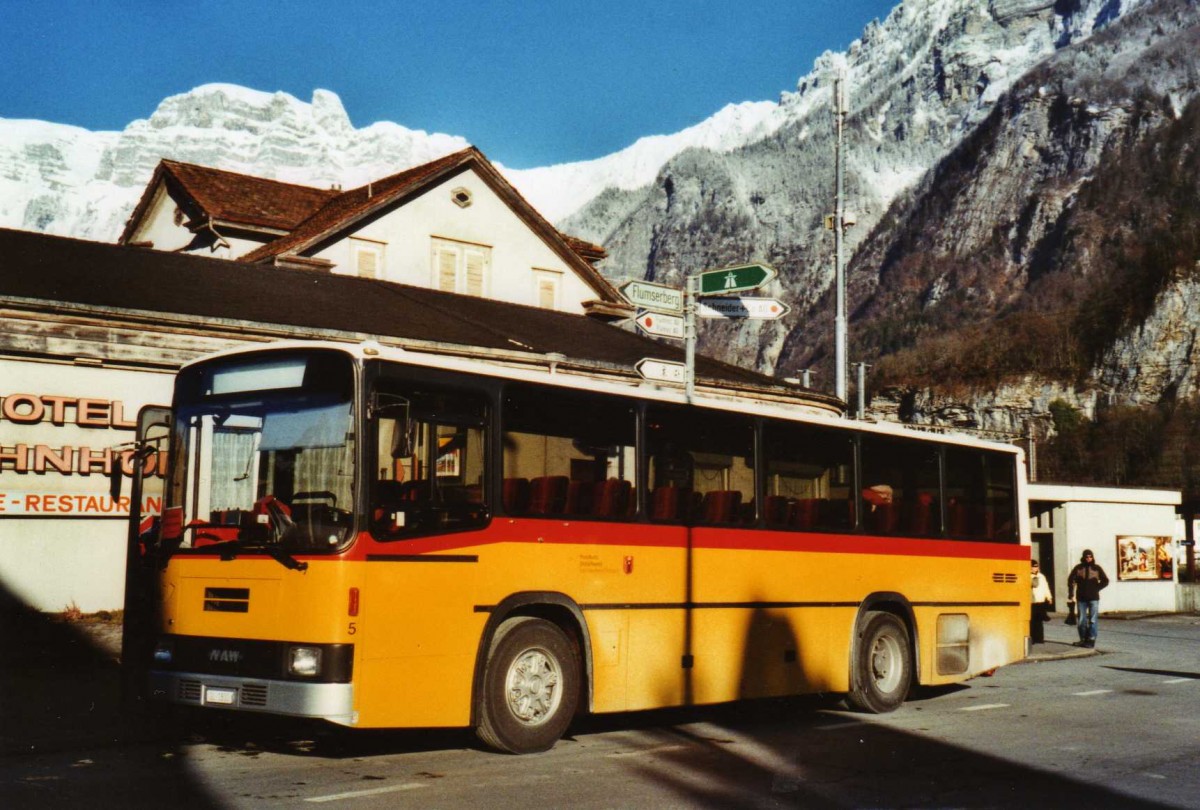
178;680;202;702
992;573;1018;583
240;684;269;707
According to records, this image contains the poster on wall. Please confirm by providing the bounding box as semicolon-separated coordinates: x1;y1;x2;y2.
1116;535;1173;581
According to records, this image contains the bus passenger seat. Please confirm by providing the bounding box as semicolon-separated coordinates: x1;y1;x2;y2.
701;490;742;524
651;485;682;521
502;478;530;514
593;479;631;518
790;498;820;530
764;495;789;527
821;498;852;530
566;480;595;516
529;476;568;515
874;503;900;533
910;492;936;535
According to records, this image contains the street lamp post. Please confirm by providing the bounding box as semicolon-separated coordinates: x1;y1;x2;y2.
833;68;850;404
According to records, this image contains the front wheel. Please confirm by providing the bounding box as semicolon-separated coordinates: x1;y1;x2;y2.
846;611;912;713
476;617;580;754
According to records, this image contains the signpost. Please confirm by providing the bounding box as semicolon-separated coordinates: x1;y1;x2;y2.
697;297;790;320
695;263;777;296
635;358;687;385
624;261;784;401
634;310;685;340
620;280;684;314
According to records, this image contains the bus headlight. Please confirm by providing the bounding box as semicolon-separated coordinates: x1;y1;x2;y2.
288;646;322;677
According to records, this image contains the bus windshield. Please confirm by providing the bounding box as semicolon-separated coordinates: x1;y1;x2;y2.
166;350;356;554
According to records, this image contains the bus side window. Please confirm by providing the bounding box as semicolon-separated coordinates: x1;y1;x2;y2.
859;436;940;538
646;405;755;526
370;382;488;539
945;447;1018;542
762;421;855;533
502;384;636;520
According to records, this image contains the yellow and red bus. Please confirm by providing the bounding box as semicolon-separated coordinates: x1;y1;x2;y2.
135;340;1030;753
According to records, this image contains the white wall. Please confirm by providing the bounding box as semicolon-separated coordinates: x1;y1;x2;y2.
1059;500;1179;613
0;360;173;612
312;169;599;312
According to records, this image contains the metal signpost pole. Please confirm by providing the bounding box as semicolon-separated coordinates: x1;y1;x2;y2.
685;275;697;402
834;68;849;404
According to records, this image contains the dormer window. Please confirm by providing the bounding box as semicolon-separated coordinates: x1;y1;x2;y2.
450;187;473;208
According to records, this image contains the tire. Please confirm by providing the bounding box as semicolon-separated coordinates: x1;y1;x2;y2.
476;617;580;754
846;611;912;714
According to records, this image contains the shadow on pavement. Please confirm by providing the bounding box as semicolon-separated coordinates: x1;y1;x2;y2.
0;585;222;809
582;699;1184;809
0;584;1185;808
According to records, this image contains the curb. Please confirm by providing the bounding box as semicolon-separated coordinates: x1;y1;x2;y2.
1018;642;1100;663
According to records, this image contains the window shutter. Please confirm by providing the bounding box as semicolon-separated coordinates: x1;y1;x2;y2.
466;251;485;297
357;248;378;278
438;248;458;292
538;278;556;309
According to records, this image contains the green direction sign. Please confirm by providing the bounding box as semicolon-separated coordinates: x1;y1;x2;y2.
696;262;777;296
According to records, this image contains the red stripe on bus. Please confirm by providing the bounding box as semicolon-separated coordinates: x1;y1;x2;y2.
335;519;1030;562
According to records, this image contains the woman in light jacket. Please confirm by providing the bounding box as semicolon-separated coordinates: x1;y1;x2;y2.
1030;558;1053;644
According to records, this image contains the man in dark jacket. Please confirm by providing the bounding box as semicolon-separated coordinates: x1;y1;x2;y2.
1068;549;1110;648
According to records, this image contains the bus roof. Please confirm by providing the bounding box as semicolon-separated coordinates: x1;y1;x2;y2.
187;339;1026;457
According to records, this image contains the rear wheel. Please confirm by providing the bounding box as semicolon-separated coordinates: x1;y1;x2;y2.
476;617;579;754
846;611;912;713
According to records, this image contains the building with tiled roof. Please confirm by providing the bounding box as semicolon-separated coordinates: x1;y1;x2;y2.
0;227;837;613
120;148;630;320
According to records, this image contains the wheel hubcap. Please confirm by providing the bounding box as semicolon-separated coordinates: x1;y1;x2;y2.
870;634;903;693
505;647;562;726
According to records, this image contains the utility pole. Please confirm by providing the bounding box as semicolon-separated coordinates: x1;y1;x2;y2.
684;275;697;403
833;68;850;404
853;361;870;419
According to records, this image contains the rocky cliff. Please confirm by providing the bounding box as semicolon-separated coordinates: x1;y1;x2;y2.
844;0;1200;440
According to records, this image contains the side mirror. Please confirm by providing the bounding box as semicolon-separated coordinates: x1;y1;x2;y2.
138;405;173;444
110;405;172;500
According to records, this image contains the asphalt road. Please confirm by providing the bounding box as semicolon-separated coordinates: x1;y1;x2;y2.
2;613;1198;809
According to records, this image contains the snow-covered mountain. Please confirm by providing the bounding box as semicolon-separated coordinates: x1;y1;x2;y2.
0;0;1147;247
0;85;470;242
0;83;779;243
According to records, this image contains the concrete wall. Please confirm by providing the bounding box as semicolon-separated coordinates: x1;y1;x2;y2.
1030;484;1181;614
1060;501;1177;613
1178;584;1200;612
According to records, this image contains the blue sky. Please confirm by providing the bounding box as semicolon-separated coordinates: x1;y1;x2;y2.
2;1;896;168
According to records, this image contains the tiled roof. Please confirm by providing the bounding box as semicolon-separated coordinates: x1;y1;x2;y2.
0;227;819;400
562;235;607;263
118;161;339;243
161;160;340;231
239;149;473;263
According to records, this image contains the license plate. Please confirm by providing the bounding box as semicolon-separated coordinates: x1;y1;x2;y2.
205;687;237;706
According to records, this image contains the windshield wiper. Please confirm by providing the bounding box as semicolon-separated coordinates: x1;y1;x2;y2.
209;537;309;572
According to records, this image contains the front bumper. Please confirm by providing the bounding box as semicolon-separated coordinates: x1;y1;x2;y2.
149;670;356;725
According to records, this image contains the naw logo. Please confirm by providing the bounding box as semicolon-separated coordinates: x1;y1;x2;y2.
209;648;243;664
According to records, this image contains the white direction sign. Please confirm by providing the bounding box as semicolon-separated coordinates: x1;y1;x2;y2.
697;297;791;320
635;358;687;385
620;280;684;313
634;310;685;339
